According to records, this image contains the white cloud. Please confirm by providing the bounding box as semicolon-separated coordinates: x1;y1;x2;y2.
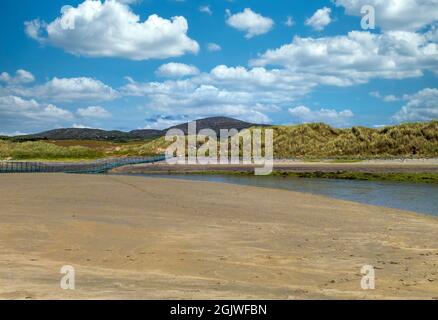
335;0;438;32
369;91;381;98
207;42;222;52
121;63;320;125
72;123;92;129
288;105;354;127
383;95;399;102
199;5;212;15
0;131;29;137
370;91;400;102
251;31;438;86
144;115;188;130
285;16;295;27
393;88;438;122
226;8;274;38
426;26;438;42
25;0;199;60
0;95;73;126
6;77;119;102
115;0;141;4
156;62;200;78
0;69;35;85
122;82;267;124
77;106;111;118
305;7;332;31
123;64;314;105
208;65;314;95
130;81;273;123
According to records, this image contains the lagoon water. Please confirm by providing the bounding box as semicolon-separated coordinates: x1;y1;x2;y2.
132;174;438;216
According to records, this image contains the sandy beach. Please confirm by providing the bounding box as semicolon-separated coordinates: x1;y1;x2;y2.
0;173;437;299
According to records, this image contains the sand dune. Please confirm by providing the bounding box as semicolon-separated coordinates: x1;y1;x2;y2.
0;174;437;299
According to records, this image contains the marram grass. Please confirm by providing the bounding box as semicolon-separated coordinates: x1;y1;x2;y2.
1;121;438;160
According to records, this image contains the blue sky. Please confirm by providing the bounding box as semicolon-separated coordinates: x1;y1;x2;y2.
0;0;437;134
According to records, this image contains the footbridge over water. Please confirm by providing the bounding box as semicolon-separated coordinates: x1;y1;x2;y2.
0;155;166;174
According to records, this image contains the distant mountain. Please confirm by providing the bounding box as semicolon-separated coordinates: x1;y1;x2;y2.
127;129;163;140
168;116;259;134
21;117;262;141
29;128;162;141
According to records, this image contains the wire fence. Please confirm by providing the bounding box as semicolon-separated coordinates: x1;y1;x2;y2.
0;155;166;174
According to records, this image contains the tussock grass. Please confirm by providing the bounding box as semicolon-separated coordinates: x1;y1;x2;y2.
269;121;438;158
0;140;103;160
1;121;437;160
135;121;438;159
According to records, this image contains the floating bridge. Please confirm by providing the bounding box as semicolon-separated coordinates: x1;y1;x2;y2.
0;155;166;174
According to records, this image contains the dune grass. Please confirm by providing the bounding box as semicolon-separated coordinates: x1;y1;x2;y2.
136;121;438;159
269;121;438;159
0;140;103;160
1;121;437;160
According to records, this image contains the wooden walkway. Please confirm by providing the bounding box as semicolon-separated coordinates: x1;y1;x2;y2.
0;155;166;174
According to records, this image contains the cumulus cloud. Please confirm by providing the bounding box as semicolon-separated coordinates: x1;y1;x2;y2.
226;8;274;38
393;88;438;122
156;63;200;78
383;95;399;102
288;105;354;127
122;84;267;125
369;91;382;98
25;0;199;60
121;63;321;125
123;65;314;105
199;5;212;15
335;0;438;32
6;77;119;102
305;7;332;31
370;91;400;102
0;69;35;85
251;31;438;86
285;16;295;27
72;123;92;129
77;106;111;118
208;65;315;95
0;95;73;132
207;43;222;52
126;80;273;123
144;115;189;130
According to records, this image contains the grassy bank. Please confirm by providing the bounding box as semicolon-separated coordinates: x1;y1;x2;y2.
274;171;438;183
132;170;438;184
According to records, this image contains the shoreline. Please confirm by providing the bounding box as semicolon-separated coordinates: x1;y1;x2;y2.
0;174;437;299
111;160;438;183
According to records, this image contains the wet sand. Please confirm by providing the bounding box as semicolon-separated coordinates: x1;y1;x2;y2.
0;174;437;300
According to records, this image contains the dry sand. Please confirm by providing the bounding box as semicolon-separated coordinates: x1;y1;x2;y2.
0;173;437;300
